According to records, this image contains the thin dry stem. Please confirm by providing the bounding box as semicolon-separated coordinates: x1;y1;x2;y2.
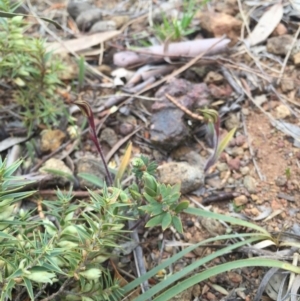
165;93;204;121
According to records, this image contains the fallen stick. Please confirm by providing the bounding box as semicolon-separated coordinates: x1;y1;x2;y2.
114;37;231;67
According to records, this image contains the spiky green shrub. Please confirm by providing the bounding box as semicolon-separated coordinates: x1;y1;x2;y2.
0;0;67;132
0;157;127;301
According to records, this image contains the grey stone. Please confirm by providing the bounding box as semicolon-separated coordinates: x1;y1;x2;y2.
40;158;73;185
157;162;204;194
76;157;106;189
150;109;188;151
100;128;118;148
243;175;256;193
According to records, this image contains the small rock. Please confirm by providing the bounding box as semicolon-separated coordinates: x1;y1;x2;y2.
76;8;102;31
40;129;66;153
242;108;250;115
118;114;137;136
76;157;106;189
235;135;247;146
228;177;235;184
231;147;244;157
272;23;288;36
119;122;134;135
249;207;260;216
204;71;224;84
234;195;248;206
186;220;194;227
100;128;118;148
244;175;257;193
253;94;268;106
216;162;229;172
280;79;294;92
206;291;217;301
40;158;72;185
275;104;291;119
293;52;300;66
206;177;222;189
108;15;130;28
200;217;226;236
157;162;204;194
275;175;287;187
67;1;94;20
150;109;188;151
209;83;233;98
220;170;230;180
192;284;201;298
225;113;240;131
199;12;242;43
90;20;116;32
227;271;243;283
172;148;205;167
215;0;239;15
267;35;293;55
240;166;250;175
228;157;240;171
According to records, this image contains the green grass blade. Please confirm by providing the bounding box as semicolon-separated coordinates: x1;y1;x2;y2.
184;207;270;236
123;233;264;294
153;258;300;301
132;237;263;301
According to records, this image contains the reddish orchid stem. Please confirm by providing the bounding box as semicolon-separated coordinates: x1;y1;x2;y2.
74;100;113;186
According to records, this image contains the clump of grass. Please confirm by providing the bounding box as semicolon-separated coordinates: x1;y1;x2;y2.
154;0;198;42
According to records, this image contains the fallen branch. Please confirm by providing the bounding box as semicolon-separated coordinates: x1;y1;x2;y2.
114;38;231;67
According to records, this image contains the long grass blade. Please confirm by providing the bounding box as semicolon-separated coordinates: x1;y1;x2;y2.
184;207;270;236
132;237;263;301
153;259;300;301
123;234;265;294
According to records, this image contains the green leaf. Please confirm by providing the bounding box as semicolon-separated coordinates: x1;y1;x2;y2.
145;214;164;228
172;216;183;233
161;212;172;231
150;203;163;216
143;192;157;204
0;231;14;239
184;207;270;236
23;277;34;301
25;269;56;284
174;201;189;213
170;183;181;195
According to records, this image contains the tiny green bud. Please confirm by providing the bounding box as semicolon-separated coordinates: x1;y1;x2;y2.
143;173;158;193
